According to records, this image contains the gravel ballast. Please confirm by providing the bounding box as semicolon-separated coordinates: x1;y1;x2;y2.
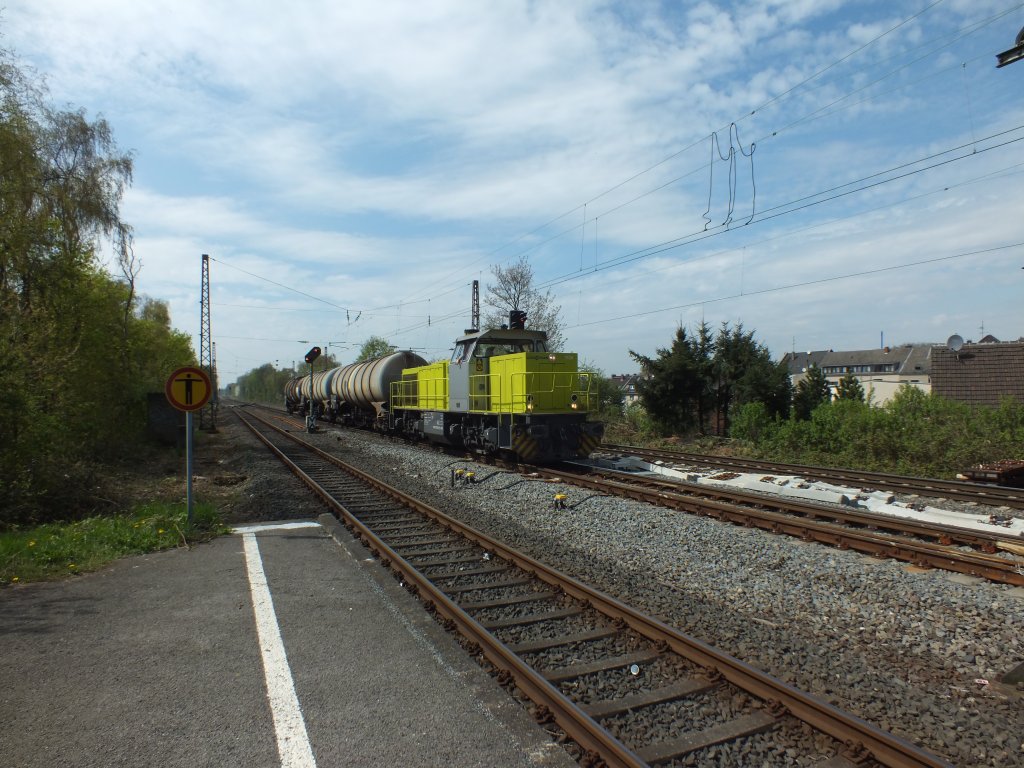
229;411;1024;767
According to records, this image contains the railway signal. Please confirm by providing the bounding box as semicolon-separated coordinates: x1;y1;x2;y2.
304;347;321;432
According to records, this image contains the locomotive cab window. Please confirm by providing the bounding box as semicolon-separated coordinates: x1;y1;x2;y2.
454;337;549;362
472;339;547;357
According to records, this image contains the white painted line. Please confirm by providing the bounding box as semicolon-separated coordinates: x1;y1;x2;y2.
234;521;322;534
242;533;318;768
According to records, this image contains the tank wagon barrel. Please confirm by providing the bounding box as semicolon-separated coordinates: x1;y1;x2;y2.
335;351;427;409
284;350;428;425
311;367;342;403
284;377;304;413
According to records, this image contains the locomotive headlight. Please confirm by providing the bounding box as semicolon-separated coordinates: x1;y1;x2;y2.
527;394;534;412
548;354;556;361
570;394;579;410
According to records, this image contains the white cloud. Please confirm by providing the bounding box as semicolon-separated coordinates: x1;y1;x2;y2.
4;0;1022;381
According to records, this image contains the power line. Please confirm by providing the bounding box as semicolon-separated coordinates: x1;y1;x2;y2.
213;7;1018;354
392;0;958;306
208;255;355;312
207;257;475;318
745;0;949;120
587;161;1024;292
569;241;1024;329
507;25;1017;278
429;4;1018;289
534;123;1024;291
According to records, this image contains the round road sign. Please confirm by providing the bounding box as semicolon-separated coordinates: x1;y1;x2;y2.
165;366;213;412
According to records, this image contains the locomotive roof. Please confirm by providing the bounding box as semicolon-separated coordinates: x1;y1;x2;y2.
456;326;549;344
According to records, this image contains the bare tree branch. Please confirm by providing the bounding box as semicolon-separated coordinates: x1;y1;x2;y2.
482;255;565;350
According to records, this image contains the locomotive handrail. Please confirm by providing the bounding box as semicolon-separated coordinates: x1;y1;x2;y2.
391;366;448;410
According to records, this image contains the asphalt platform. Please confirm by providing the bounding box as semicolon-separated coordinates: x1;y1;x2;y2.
0;514;578;768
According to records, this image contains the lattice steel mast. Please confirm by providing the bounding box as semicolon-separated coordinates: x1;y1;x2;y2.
199;254;217;430
211;341;220;417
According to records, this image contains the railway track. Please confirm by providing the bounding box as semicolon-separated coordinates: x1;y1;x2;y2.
248;405;1024;586
600;443;1024;510
234;405;952;768
529;464;1024;587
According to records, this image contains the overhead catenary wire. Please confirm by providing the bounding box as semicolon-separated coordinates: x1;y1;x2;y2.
452;14;1019;289
508;24;1017;276
211;122;1022;347
221;139;1023;348
533;123;1024;292
569;241;1024;329
590;160;1024;293
384;1;962;309
216;5;1021;355
560;162;1024;333
207;255;354;313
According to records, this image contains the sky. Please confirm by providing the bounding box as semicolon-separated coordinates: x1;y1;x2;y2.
4;1;1024;383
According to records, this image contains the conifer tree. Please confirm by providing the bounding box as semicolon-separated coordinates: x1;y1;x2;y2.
835;372;866;402
793;364;832;419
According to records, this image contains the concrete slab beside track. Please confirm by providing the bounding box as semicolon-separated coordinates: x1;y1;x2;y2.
0;515;577;768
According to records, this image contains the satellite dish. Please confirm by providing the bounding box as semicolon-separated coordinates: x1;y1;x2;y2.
947;334;964;352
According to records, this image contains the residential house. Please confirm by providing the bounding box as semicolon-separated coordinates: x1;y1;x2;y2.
781;344;933;404
609;374;642;408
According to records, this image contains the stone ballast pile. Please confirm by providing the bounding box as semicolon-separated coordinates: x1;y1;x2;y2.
311;427;1024;768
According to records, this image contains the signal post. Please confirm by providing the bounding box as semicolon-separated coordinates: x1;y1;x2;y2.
304;345;321;433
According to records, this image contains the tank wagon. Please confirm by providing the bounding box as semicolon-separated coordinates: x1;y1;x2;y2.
285;350;428;428
389;314;603;461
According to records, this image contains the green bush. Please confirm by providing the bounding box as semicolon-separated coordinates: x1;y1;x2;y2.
602;402;660;444
731;401;773;444
739;385;1024;477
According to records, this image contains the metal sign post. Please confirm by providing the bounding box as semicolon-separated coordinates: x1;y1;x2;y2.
185;411;194;523
165;366;213;526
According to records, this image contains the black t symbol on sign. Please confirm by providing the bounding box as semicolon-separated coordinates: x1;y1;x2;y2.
181;372;199;405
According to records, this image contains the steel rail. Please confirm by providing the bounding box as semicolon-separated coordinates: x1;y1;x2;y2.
578;466;1013;552
235;408;952;768
249;408;1023;581
602;443;1024;509
529;467;1024;587
233;410;648;767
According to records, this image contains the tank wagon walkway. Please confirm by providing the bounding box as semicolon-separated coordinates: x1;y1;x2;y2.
0;515;575;768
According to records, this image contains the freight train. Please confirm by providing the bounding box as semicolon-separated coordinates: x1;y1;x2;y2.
285;313;603;461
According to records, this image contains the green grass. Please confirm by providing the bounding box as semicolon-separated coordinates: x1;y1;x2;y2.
1;502;231;586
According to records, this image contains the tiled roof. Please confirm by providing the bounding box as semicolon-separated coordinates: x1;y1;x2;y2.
782;345;934;376
902;345;933;375
780;350;829;375
931;342;1024;406
610;374;641;393
818;345;931;373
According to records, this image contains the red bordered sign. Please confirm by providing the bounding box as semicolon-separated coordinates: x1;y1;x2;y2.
165;366;212;412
